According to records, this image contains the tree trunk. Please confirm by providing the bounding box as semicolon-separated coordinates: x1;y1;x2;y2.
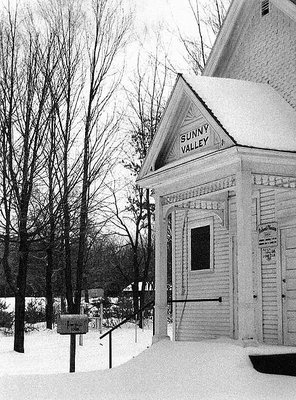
63;160;74;313
75;175;88;313
132;247;141;325
132;283;139;321
46;247;54;329
14;291;26;353
14;225;29;353
61;294;66;314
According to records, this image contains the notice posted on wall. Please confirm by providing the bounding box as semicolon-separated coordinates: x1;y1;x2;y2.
258;222;278;248
261;247;276;265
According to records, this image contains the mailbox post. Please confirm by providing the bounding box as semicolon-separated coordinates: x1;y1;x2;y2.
57;314;88;373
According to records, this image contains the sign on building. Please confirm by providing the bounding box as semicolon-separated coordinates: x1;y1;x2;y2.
179;123;213;156
258;223;278;248
261;247;276;264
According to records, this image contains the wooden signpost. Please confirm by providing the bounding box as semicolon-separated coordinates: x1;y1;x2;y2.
57;314;88;373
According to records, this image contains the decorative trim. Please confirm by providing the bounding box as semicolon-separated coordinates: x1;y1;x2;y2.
164;139;179;164
175;200;228;229
252;174;296;188
176;199;225;211
162;176;236;205
182;103;200;126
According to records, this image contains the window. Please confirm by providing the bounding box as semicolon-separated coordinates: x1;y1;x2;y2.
261;0;269;16
189;220;213;271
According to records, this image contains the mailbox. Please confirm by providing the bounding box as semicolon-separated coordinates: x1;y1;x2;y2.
57;314;88;335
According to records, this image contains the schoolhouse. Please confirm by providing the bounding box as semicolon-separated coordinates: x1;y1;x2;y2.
137;0;296;346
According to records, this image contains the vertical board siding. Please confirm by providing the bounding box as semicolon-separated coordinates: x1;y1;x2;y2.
260;189;278;343
174;209;231;341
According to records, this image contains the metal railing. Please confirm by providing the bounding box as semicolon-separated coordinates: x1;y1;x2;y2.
100;299;154;369
171;297;222;303
99;296;222;369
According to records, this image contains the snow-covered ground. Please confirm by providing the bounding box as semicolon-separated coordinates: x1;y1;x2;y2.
2;323;296;400
0;322;154;375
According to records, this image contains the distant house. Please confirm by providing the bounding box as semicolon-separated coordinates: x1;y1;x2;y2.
137;0;296;346
123;282;154;297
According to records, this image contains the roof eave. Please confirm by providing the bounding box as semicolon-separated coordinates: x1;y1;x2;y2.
203;0;245;77
137;145;296;190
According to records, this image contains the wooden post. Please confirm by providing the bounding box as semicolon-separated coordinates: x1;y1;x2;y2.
135;321;138;343
79;305;84;346
153;195;170;343
100;302;103;334
236;169;256;343
57;314;88;373
109;332;112;369
70;334;76;373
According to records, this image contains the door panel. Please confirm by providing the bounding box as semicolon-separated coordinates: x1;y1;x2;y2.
281;227;296;345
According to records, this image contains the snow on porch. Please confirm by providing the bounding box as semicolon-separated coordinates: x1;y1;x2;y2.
2;338;296;400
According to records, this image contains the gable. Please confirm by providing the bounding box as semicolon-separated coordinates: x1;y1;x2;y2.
138;75;235;180
155;100;233;169
204;0;296;108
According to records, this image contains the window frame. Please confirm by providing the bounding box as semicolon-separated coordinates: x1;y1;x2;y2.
188;218;214;273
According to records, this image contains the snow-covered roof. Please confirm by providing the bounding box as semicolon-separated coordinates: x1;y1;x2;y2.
182;74;296;152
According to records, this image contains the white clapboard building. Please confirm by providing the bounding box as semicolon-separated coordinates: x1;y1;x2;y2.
137;0;296;346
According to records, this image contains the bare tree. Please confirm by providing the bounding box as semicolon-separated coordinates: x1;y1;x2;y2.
73;0;131;313
178;0;230;74
39;0;132;314
0;5;60;352
0;0;131;352
108;44;170;323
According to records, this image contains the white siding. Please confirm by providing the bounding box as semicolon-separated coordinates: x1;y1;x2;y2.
174;209;231;341
221;2;296;110
172;187;296;344
276;190;296;221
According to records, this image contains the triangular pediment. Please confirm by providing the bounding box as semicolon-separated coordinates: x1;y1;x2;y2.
153;84;235;171
137;75;236;181
158;102;233;167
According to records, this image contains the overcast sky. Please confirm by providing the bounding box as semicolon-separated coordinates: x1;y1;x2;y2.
131;0;230;73
134;0;199;71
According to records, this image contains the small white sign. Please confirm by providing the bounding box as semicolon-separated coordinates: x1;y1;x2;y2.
258;222;278;248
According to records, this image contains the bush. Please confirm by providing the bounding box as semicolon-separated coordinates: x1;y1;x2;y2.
25;299;46;325
0;300;14;332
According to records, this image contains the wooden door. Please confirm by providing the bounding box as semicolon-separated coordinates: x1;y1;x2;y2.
281;226;296;346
